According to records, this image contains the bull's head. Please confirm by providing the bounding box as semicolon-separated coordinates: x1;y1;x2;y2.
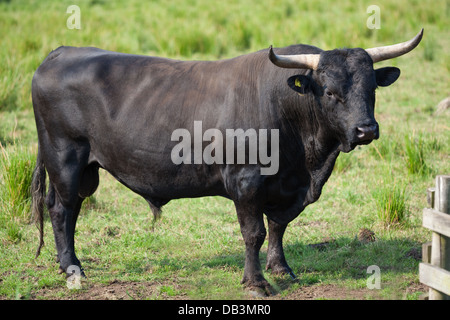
269;29;423;152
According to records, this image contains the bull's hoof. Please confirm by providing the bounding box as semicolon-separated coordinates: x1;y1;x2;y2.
58;265;86;278
242;277;274;297
266;262;296;280
66;267;86;278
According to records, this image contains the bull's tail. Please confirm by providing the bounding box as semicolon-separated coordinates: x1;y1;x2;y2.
31;147;46;258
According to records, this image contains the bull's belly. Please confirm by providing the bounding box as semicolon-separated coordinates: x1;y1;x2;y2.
115;170;226;200
96;152;227;203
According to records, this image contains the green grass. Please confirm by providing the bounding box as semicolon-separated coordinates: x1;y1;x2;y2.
0;0;449;300
374;182;409;227
404;133;430;176
0;144;36;221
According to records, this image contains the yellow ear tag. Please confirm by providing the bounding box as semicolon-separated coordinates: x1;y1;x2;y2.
295;77;304;96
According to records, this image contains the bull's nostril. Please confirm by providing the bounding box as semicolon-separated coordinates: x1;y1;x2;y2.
356;125;377;141
356;128;365;139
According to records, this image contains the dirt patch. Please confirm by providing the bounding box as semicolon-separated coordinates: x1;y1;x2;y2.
34;282;368;300
270;282;427;300
274;284;378;300
30;274;428;300
34;279;188;300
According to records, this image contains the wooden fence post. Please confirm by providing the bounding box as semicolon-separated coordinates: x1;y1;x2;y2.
429;175;450;300
422;188;435;264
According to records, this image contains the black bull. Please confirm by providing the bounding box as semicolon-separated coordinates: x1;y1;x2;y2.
31;30;423;294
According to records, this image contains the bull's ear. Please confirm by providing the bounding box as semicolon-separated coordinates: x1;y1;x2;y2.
287;75;311;95
375;67;400;87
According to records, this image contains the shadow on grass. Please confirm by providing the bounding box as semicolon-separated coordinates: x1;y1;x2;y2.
276;237;421;289
85;235;422;296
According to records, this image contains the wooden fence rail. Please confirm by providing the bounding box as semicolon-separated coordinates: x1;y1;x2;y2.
419;175;450;300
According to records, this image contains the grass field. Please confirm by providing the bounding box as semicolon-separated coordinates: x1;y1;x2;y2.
0;0;449;300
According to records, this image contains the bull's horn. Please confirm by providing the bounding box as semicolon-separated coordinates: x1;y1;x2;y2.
268;45;320;70
365;28;424;63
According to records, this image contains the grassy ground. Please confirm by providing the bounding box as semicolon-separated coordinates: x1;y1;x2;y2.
0;0;449;300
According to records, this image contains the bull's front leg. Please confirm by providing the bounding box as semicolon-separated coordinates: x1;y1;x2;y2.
234;202;272;295
266;218;296;279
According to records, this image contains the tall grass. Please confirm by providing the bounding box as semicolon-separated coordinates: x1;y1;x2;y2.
0;144;36;224
373;182;408;227
404;133;429;176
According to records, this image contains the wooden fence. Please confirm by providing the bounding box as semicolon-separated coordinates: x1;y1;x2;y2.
419;175;450;300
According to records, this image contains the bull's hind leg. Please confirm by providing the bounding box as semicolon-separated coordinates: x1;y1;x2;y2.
47;186;84;273
44;146;99;275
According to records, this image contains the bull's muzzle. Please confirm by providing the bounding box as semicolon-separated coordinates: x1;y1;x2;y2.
356;124;379;142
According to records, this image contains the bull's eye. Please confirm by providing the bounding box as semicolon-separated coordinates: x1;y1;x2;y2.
325;90;334;98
